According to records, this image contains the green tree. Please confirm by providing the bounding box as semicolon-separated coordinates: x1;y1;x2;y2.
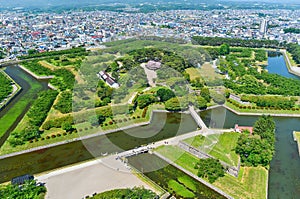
28;48;38;55
89;116;99;126
253;115;275;142
200;87;211;102
0;180;46;198
136;94;156;109
211;92;226;104
195;96;207;109
219;43;230;55
62;122;74;132
195;158;225;183
165;97;188;111
156;88;175;102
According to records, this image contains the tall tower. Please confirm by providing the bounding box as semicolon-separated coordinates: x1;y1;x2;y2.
260;19;268;38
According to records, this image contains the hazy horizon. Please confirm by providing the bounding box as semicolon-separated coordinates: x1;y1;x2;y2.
0;0;299;10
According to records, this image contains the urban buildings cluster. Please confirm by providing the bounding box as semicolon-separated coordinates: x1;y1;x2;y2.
0;9;300;60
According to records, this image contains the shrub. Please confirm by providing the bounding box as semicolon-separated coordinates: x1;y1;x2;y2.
142;107;148;118
109;121;113;125
46;136;50;139
41;138;45;140
51;135;56;138
29;140;33;143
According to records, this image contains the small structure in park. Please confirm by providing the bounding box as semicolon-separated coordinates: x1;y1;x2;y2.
234;124;253;135
11;174;34;185
97;71;119;88
145;60;161;70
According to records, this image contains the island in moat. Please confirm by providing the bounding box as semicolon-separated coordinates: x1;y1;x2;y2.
0;37;300;199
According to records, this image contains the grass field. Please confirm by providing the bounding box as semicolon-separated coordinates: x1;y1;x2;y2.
156;145;268;199
155;145;199;174
183;135;205;148
183;132;240;166
185;68;202;81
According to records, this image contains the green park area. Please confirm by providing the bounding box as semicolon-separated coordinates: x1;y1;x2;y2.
0;39;217;154
155;145;267;199
0;37;293;158
183;132;240;166
155;115;275;199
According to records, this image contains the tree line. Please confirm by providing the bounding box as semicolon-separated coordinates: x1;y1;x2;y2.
18;47;86;60
9;90;58;147
192;36;283;49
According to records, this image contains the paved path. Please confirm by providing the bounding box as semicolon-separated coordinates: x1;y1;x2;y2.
37;156;153;199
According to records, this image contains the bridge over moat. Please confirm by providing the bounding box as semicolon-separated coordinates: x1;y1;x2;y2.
188;105;208;129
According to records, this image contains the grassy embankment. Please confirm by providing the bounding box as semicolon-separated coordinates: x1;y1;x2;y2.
183;132;240;166
225;101;300;115
0;103;164;155
155;145;267;199
0;74;43;139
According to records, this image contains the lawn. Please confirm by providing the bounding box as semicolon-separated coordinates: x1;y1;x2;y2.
183;135;205;148
183;132;240;167
206;132;240;166
156;145;268;199
155;145;199;174
168;179;195;198
185;68;202;81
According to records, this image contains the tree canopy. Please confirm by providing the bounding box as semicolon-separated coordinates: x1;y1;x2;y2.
92;187;156;199
195;158;225;183
156;88;175;102
235;115;275;167
0;180;46;199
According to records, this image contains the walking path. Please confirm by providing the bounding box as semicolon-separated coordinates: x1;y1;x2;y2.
37;155;153;199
